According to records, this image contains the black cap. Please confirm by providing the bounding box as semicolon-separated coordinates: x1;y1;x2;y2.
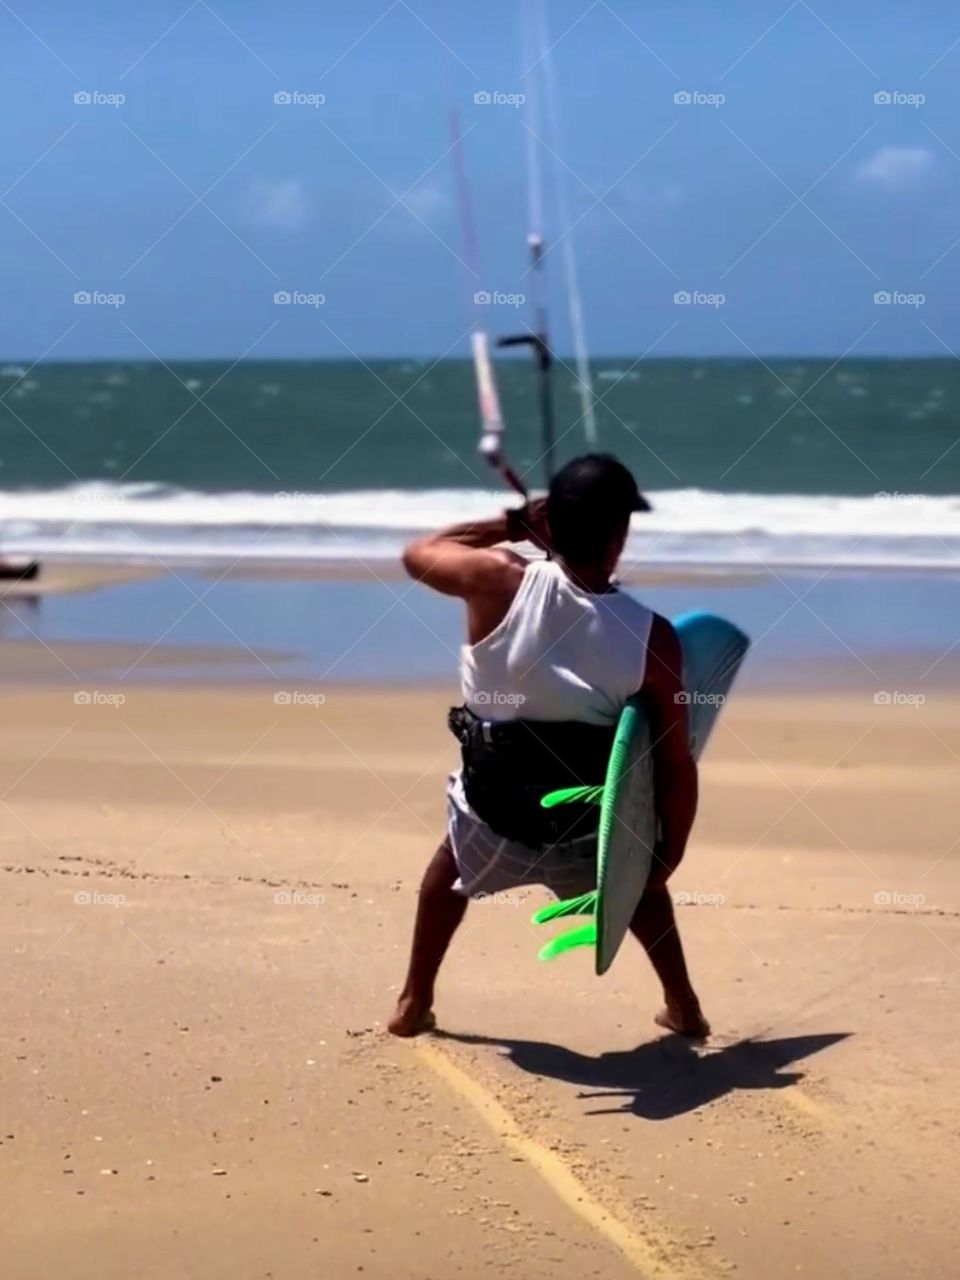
546;454;650;562
548;454;651;514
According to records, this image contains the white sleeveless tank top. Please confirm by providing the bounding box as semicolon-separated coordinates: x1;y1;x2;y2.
460;559;653;727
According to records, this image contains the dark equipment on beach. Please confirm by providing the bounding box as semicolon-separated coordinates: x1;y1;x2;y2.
0;559;40;582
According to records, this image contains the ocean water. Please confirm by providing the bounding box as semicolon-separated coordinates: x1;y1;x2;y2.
2;357;959;571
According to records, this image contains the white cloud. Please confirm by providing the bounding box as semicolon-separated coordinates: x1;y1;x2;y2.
249;179;310;230
654;184;685;209
856;146;934;190
401;180;449;225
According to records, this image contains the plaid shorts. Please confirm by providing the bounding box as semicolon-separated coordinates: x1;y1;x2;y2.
446;771;597;900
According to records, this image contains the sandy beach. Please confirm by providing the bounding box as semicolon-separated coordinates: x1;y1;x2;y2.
2;672;958;1279
6;0;960;1271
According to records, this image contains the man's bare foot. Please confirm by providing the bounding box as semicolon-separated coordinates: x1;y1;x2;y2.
655;1000;710;1039
388;996;437;1038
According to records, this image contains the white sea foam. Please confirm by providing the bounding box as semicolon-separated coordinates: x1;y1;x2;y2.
1;483;959;571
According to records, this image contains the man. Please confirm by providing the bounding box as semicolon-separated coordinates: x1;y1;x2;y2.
389;454;708;1039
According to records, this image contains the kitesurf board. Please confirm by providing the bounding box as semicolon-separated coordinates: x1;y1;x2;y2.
535;612;750;975
594;695;655;975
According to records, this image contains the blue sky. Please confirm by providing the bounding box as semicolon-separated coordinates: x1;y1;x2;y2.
2;0;959;359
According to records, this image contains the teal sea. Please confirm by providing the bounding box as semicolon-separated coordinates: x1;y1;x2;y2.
1;357;959;570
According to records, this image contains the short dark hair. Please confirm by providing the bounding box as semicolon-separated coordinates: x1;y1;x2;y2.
546;454;649;562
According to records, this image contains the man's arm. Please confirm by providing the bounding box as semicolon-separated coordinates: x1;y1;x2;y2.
401;500;549;645
402;512;525;597
642;613;698;888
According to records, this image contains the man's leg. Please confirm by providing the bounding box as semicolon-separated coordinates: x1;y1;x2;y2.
630;884;710;1037
389;840;467;1037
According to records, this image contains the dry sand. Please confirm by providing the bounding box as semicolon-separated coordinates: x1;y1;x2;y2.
1;680;958;1279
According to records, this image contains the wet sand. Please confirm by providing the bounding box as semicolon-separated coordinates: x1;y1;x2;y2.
0;562;164;598
6;557;960;694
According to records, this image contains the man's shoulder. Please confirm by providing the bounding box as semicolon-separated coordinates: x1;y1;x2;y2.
607;586;657;628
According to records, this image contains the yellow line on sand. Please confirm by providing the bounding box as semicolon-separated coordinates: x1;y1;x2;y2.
416;1039;717;1280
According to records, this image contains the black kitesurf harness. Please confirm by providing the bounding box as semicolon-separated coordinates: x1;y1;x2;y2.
448;705;616;850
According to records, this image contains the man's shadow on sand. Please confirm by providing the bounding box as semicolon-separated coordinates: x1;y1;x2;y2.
435;1028;849;1120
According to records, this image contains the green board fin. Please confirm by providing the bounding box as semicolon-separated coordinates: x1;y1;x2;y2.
534;788;601;958
539;783;604;809
532;891;598;925
537;922;597;961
